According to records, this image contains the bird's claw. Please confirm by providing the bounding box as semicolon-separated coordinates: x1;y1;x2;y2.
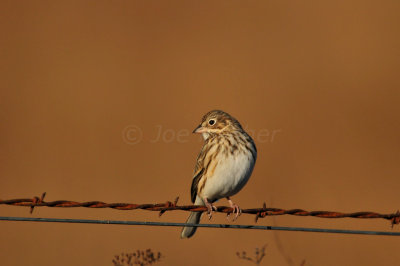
205;202;217;220
227;199;241;221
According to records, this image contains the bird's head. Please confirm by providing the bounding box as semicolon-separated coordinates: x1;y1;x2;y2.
193;110;243;139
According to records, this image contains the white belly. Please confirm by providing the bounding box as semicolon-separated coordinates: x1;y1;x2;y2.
201;151;255;201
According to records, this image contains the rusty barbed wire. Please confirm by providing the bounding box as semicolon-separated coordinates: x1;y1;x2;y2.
1;193;399;227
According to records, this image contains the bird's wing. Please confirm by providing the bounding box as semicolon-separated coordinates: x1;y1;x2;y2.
190;168;204;203
190;144;208;203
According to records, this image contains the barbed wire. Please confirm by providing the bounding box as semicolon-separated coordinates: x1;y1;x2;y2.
1;193;399;228
1;216;400;236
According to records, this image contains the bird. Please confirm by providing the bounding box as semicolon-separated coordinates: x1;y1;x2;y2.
180;110;257;238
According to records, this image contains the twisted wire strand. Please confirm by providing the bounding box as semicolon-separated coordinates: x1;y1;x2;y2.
1;193;399;227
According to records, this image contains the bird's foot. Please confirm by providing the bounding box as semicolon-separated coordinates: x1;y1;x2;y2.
204;198;217;220
226;197;241;221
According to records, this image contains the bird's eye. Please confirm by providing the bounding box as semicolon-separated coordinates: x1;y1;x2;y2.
208;119;215;125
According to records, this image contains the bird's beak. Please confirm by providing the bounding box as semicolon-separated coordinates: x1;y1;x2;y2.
193;125;207;134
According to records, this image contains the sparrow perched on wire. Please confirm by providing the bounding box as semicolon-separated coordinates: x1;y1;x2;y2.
181;110;257;238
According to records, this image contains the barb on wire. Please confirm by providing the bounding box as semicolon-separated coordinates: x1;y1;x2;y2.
1;193;399;228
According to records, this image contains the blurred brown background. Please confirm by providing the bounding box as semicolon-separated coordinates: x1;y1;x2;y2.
1;1;400;265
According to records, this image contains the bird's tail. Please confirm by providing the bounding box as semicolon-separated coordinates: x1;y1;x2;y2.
180;211;202;238
181;196;204;238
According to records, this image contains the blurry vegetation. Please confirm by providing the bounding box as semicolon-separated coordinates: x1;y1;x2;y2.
111;245;305;265
236;244;267;265
112;249;163;266
236;245;306;266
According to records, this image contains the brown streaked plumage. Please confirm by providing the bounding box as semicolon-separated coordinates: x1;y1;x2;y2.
181;110;257;238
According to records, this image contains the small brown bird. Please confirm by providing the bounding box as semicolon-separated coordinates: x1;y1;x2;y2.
181;110;257;238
